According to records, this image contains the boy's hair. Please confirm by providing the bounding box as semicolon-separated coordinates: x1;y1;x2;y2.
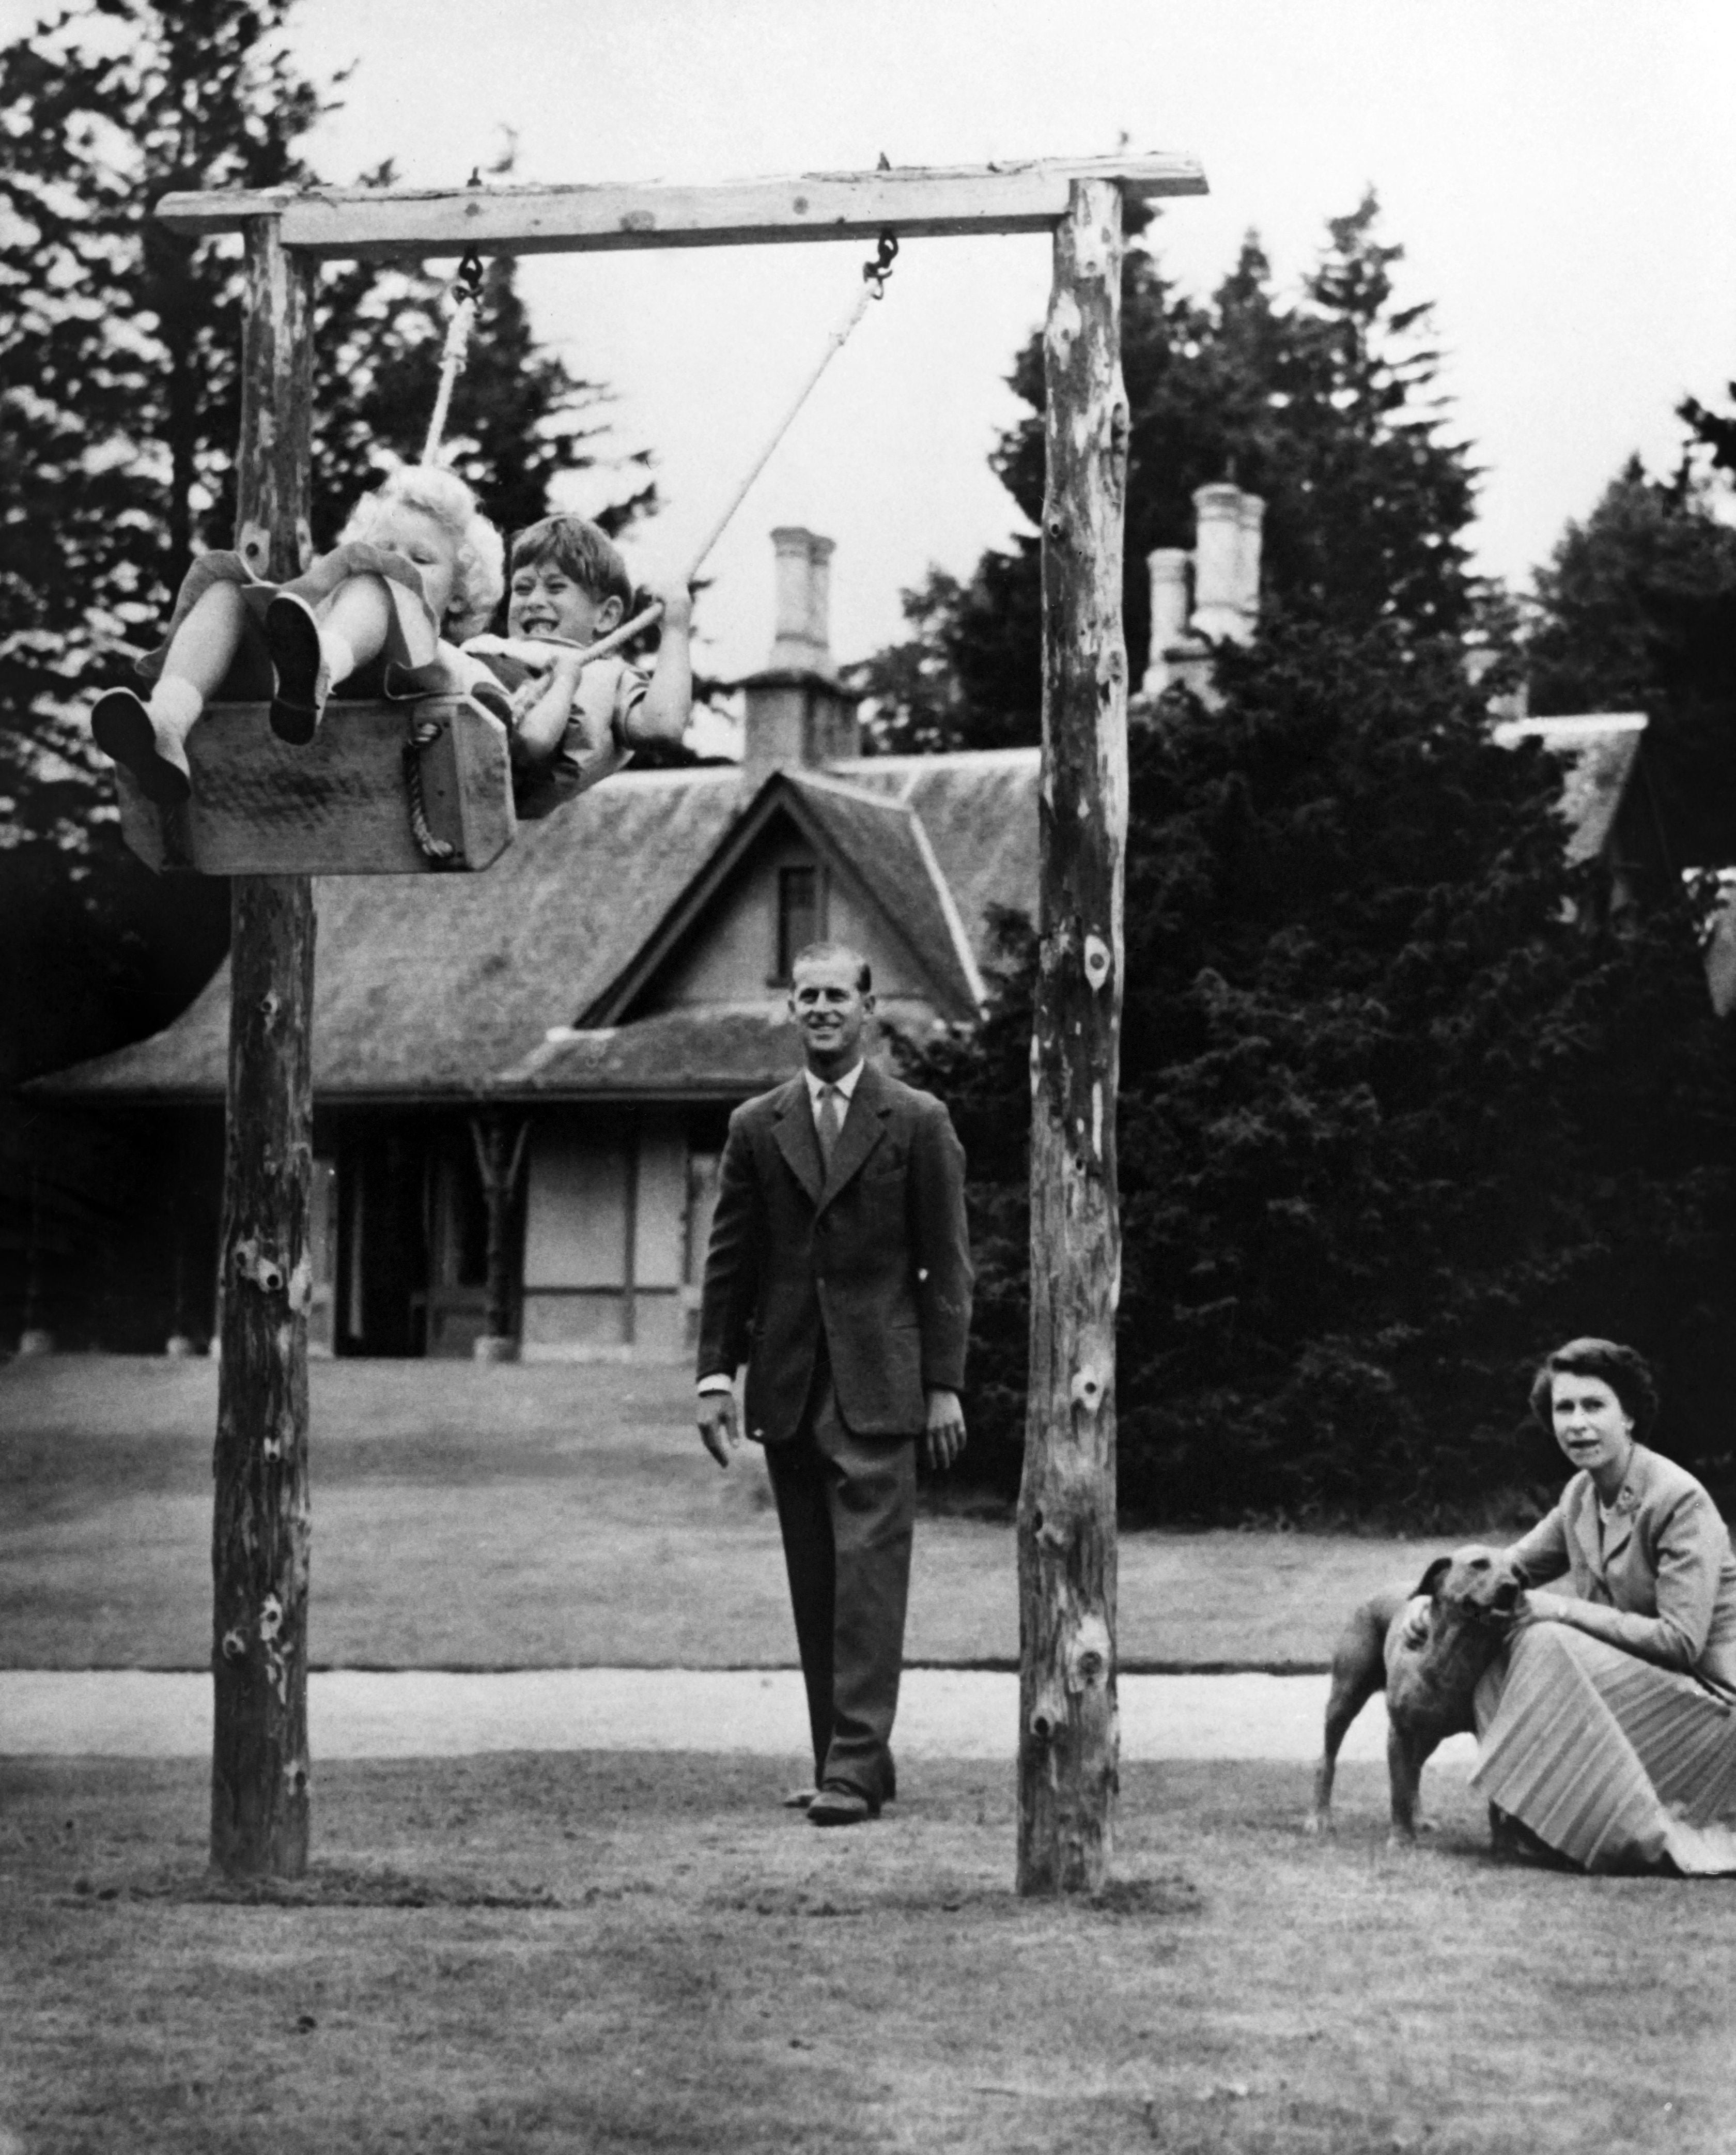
341;465;505;639
510;514;634;613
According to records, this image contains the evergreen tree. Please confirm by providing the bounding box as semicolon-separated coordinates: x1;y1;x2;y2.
0;4;650;1334
1527;453;1736;871
858;195;1482;750
907;628;1736;1521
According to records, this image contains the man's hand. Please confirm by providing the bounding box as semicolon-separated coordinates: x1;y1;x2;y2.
697;1388;739;1469
922;1387;966;1473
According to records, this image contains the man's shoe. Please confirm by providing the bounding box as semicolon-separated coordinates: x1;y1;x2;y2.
807;1784;879;1828
264;592;330;744
781;1786;818;1810
91;690;192;806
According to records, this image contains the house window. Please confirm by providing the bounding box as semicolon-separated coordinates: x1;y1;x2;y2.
774;864;825;982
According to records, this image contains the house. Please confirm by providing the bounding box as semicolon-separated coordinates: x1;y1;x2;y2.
34;499;1716;1358
36;528;1038;1360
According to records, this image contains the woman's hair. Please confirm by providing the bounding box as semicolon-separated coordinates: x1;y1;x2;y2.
340;465;505;639
510;514;634;613
1529;1337;1659;1439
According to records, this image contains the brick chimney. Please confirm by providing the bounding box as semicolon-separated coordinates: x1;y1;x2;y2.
1139;483;1265;702
740;526;860;785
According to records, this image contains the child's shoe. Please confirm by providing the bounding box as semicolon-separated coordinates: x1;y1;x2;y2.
91;689;193;807
264;592;331;745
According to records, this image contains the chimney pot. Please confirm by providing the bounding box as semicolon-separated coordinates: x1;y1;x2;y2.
768;526;836;675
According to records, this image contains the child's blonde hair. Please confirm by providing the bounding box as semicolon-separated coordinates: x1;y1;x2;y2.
341;465;504;638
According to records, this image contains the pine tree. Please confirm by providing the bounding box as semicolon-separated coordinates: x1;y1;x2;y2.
906;629;1736;1521
1527;453;1736;871
0;4;651;1334
857;195;1482;750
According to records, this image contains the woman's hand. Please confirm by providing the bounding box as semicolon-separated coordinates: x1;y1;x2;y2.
1514;1588;1569;1627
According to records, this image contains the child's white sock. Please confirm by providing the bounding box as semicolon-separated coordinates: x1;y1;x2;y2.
318;627;358;690
147;675;204;744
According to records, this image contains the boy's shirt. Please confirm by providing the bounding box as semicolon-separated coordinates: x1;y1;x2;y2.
461;635;650;821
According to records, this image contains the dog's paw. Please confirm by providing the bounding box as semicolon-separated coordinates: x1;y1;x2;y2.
1415;1814;1441;1837
1384;1827;1421;1852
1301;1810;1332;1838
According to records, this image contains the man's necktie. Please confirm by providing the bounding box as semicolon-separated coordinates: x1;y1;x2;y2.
816;1083;842;1173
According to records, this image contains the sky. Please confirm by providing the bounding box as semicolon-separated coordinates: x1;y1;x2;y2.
12;0;1736;686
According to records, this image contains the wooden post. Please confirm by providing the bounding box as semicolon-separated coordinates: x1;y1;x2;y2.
1017;178;1128;1895
210;218;317;1877
469;1114;529;1355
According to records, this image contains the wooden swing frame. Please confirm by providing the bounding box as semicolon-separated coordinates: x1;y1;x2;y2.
164;150;1207;1894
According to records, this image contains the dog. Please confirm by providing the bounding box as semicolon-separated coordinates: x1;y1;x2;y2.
1306;1545;1522;1843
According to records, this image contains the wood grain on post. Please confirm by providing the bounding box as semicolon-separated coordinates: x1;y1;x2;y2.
211;219;317;1877
1017;178;1128;1896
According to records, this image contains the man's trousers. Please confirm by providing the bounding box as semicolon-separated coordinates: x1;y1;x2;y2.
763;1369;917;1805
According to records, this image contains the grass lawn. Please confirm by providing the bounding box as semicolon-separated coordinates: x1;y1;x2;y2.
1;1357;1449;1671
4;1751;1733;2154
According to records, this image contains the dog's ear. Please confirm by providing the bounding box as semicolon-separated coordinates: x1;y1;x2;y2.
1413;1557;1451;1599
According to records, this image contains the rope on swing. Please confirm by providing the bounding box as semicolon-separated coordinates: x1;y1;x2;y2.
405;249;486;865
547;227;900;672
404;226;900;864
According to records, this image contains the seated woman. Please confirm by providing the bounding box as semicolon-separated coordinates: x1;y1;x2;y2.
1472;1337;1736;1874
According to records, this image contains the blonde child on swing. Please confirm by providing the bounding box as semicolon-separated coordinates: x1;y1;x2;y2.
90;464;507;807
464;512;693;820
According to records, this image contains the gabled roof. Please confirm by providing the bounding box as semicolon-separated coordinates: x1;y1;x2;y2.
40;747;1042;1104
1494;714;1647;865
580;767;986;1027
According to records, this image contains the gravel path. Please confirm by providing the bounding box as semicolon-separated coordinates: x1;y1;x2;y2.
0;1667;1477;1769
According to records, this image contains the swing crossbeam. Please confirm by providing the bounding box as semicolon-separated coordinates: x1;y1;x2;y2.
154;152;1205;260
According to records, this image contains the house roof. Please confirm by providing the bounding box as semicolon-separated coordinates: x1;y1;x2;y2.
580;767;988;1027
40;747;1041;1105
1494;714;1647;866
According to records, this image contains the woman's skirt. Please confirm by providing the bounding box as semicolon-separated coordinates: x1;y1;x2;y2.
138;543;449;698
1471;1621;1736;1874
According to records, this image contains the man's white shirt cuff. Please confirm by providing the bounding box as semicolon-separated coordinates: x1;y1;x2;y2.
696;1374;734;1395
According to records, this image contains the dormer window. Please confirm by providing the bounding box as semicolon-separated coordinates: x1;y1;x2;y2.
775;863;826;983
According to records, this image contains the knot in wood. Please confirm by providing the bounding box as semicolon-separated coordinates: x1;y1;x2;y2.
258;990;281;1023
1066;1614;1112;1694
283;1757;309;1795
1082;935;1111;992
233;1239;286;1295
258;1593;284;1644
262;1436;284;1463
1070;1367;1105;1415
221;1627;247;1663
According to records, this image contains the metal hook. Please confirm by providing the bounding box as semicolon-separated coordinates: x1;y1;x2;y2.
861;227;899;299
454;251;486;308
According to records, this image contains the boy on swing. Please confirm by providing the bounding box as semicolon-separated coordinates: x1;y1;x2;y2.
465;512;693;819
91;476;692;817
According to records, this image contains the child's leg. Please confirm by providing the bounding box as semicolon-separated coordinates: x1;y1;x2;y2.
91;581;252;806
264;574;394;743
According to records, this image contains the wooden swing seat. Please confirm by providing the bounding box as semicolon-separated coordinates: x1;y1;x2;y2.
113;694;516;876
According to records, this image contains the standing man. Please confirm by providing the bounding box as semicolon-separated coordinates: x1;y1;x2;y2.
696;942;972;1827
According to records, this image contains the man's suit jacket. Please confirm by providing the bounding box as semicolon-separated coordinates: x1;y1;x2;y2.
696;1058;972;1444
1509;1443;1736;1699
